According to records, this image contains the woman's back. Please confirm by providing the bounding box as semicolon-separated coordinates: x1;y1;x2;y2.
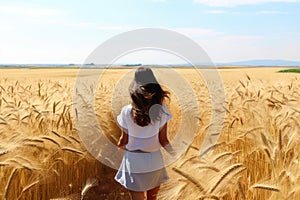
117;104;172;152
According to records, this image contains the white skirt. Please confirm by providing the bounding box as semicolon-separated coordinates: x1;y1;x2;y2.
115;150;169;191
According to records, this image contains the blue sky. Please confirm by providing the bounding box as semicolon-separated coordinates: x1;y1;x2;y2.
0;0;300;64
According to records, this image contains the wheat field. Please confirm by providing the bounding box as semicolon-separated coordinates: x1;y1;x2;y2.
0;67;299;199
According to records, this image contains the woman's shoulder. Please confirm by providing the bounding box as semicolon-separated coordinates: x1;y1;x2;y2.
121;104;132;114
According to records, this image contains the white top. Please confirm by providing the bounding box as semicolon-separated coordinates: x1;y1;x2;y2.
117;104;172;152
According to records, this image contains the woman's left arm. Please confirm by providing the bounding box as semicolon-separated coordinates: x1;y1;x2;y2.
159;123;176;156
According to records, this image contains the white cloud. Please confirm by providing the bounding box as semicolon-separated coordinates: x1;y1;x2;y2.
194;0;300;7
0;23;16;31
0;6;60;16
170;28;224;37
67;22;137;31
207;10;228;14
25;19;61;24
215;35;263;42
197;34;300;63
207;10;241;14
59;24;224;37
24;18;137;31
0;44;89;64
148;0;167;2
256;10;288;14
115;50;184;65
96;25;136;31
67;22;98;28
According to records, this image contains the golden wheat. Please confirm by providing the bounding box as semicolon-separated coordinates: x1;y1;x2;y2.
0;68;299;199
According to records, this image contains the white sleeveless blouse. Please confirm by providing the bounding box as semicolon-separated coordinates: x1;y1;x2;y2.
117;104;172;152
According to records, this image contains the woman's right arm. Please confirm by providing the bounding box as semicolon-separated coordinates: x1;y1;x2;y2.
117;129;128;149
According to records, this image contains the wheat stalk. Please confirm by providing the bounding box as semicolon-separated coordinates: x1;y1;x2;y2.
198;195;220;200
198;166;220;172
60;147;84;156
252;184;280;192
4;168;19;200
209;164;244;193
51;130;72;144
17;180;40;199
81;178;99;200
41;136;61;147
172;167;205;193
237;181;246;200
212;152;232;163
0;149;9;156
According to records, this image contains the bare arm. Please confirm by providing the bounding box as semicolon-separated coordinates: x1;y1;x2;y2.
159;123;175;156
117;129;128;149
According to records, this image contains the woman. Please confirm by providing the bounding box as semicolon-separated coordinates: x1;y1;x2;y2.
115;67;174;200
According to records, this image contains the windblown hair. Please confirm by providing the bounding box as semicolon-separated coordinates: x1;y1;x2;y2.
129;67;169;127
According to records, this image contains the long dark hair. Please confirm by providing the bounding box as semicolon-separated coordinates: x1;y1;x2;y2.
129;67;169;127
